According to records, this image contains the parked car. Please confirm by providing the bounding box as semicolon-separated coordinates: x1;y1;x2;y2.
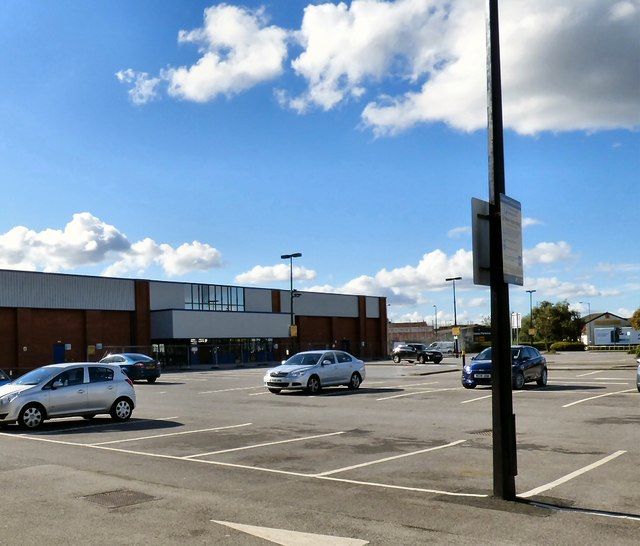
391;343;443;364
636;358;640;392
0;362;136;429
99;353;161;383
0;369;11;387
264;350;366;394
429;341;455;355
461;345;548;389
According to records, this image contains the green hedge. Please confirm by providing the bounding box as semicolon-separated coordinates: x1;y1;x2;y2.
549;341;586;352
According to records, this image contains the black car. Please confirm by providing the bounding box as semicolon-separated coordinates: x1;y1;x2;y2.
392;343;443;364
99;353;161;383
461;345;547;389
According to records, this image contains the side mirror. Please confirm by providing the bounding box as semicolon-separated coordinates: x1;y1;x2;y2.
52;380;63;389
322;359;332;366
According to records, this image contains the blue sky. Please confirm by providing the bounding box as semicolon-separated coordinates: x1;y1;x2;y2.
1;0;639;326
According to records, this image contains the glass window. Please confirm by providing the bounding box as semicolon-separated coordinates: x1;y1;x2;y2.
89;367;114;382
322;352;336;364
336;352;352;363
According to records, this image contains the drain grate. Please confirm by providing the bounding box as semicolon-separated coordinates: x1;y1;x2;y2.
81;489;159;509
471;430;493;437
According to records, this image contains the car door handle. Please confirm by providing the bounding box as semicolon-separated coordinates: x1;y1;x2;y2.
77;389;86;394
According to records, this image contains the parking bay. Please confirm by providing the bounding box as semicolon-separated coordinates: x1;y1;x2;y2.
1;358;638;544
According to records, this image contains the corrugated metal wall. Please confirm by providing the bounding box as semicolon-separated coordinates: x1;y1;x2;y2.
0;270;135;310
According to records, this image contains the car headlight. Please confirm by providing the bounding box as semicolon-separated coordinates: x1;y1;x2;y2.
0;393;19;406
289;370;306;378
463;366;472;374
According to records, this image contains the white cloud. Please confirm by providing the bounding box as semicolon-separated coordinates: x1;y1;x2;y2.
0;213;222;278
235;263;317;284
119;1;639;135
448;226;470;238
522;217;543;228
526;276;619;301
524;241;573;266
0;212;129;272
115;69;161;105
118;5;289;104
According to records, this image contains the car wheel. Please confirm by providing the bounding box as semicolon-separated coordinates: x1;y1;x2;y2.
110;398;133;421
536;368;548;387
306;375;321;394
147;377;157;384
393;355;401;364
417;355;426;364
348;372;361;390
433;357;443;364
462;384;476;389
513;372;525;390
268;388;282;394
18;404;45;429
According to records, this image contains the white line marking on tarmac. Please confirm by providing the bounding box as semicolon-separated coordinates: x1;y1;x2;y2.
212;520;369;545
376;387;457;400
314;440;466;477
576;371;603;377
0;431;484;498
562;389;636;407
198;386;264;394
185;431;346;458
88;423;253;445
519;451;626;498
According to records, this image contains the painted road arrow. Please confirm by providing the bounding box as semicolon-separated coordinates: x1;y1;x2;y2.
212;520;369;545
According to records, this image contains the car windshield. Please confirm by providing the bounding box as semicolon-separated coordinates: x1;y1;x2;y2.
476;347;521;360
0;370;9;381
284;353;322;366
123;353;153;362
13;367;57;386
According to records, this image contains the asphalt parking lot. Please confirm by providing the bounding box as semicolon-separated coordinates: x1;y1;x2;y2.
1;351;638;545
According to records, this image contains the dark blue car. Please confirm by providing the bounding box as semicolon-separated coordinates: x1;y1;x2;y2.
462;345;548;390
0;369;11;387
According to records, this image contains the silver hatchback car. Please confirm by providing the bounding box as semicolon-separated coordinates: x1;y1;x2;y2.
264;350;366;394
0;362;136;429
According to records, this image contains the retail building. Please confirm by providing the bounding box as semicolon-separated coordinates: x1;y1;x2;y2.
0;269;387;374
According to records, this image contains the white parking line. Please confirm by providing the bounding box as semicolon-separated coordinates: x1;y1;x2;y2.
562;389;637;408
519;451;626;498
184;431;346;458
198;386;264;394
376;387;457;401
461;391;525;404
314;440;466;477
1;430;484;498
576;371;603;377
88;423;253;445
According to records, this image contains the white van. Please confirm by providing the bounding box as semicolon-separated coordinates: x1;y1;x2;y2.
429;341;455;354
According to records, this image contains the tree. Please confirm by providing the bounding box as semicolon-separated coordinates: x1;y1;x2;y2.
525;300;583;349
631;308;640;330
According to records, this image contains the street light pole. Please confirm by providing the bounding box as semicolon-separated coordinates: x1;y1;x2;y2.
579;301;591;345
445;276;462;356
433;305;438;341
526;289;536;344
281;253;302;350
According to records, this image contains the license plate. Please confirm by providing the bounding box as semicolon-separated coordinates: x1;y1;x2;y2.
475;373;490;379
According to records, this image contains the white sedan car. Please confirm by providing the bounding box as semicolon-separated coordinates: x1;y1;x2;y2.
264;350;366;394
0;362;136;429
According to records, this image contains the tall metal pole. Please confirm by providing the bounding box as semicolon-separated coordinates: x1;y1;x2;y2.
281;253;302;350
446;276;462;356
486;0;517;500
527;289;536;343
433;305;438;340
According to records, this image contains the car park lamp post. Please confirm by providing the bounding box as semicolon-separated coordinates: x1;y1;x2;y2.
433;305;438;341
526;289;536;343
281;253;302;342
445;276;462;356
579;301;591;345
